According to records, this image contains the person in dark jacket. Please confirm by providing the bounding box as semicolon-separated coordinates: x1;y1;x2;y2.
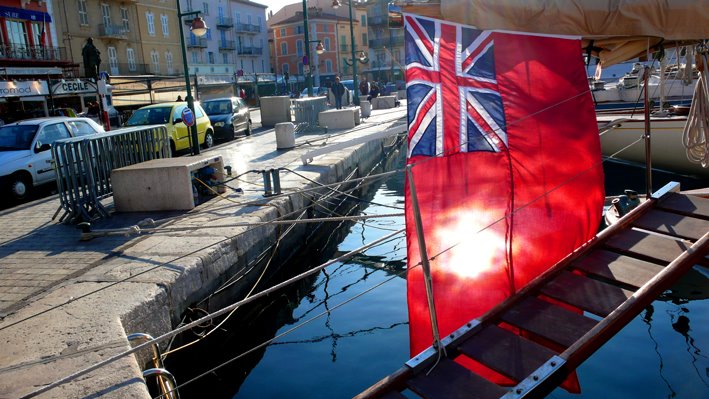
330;76;346;109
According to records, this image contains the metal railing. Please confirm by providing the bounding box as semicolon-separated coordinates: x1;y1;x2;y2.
187;38;208;48
219;40;235;51
216;17;234;28
52;125;170;223
237;46;263;55
235;23;261;33
0;44;68;62
368;15;388;26
293;96;328;131
98;23;128;39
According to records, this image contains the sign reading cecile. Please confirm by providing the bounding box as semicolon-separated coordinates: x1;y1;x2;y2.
51;79;98;95
0;81;49;97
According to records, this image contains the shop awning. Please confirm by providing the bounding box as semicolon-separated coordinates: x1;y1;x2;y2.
0;6;52;23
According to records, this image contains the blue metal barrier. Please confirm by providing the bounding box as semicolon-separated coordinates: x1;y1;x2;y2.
51;125;170;223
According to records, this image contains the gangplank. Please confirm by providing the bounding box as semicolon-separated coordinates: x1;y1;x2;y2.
356;183;709;399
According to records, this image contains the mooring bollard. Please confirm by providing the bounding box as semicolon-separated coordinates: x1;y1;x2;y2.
275;122;296;150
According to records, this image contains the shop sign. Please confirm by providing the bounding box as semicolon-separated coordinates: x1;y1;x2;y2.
0;81;49;97
52;80;98;95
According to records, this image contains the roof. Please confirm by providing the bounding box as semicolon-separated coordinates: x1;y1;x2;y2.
3;117;93;126
232;0;268;9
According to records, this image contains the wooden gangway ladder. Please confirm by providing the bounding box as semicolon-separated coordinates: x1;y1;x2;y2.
356;183;709;399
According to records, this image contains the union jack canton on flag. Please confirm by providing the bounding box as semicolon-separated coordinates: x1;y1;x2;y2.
405;15;508;158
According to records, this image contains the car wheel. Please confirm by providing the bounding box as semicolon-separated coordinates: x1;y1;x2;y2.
203;131;214;148
245;120;252;136
170;141;177;157
228;124;236;140
9;173;31;201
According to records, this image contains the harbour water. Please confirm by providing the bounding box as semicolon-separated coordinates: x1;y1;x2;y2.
166;157;709;399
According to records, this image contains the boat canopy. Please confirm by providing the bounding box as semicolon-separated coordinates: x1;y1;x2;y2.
400;0;709;66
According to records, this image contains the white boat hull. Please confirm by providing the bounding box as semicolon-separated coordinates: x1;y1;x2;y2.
597;114;709;177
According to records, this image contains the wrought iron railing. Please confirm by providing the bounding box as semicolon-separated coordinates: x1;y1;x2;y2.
0;44;68;62
98;23;128;39
237;46;263;55
216;17;233;28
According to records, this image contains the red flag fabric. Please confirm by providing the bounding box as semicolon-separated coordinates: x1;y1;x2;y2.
404;14;604;386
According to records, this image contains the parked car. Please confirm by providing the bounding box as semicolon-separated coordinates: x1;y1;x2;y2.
124;102;214;154
299;87;329;98
200;97;251;140
0;117;105;201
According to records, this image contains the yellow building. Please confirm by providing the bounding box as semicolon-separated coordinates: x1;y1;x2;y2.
134;0;184;76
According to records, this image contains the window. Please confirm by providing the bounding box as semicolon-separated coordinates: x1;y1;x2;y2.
31;23;43;46
361;14;367;26
323;37;330;51
206;29;211;40
298;62;303;75
247;15;252;25
186;0;193;11
296;40;303;56
218;6;224;19
208;51;214;64
37;124;71;146
261;59;265;72
191;51;199;63
127;48;136;71
68;121;97;137
222;53;228;64
202;2;209;15
295;26;303;34
151;50;160;73
280;42;287;55
101;3;111;27
362;33;367;45
78;0;88;25
282;63;289;73
257;16;262;29
236;12;241;24
280;28;285;37
108;46;118;75
161;14;169;36
121;8;129;32
165;51;174;74
146;12;155;36
323;24;328;32
5;20;29;48
325;59;332;73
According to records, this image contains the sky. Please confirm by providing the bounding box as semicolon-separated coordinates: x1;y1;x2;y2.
252;0;296;18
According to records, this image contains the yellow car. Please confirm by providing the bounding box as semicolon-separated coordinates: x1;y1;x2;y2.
124;102;214;154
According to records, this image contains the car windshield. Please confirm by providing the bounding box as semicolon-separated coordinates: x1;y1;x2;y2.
301;87;320;97
125;106;172;126
0;125;39;151
202;100;232;115
342;81;354;90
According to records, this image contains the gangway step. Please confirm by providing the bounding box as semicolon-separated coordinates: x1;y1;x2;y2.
355;190;709;399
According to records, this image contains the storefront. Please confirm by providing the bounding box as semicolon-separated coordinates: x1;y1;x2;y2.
0;80;49;124
49;79;101;115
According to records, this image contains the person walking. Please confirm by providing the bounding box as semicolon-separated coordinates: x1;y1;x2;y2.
330;76;346;110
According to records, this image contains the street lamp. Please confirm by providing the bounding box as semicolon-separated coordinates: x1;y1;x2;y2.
301;0;314;97
332;0;363;105
176;2;208;156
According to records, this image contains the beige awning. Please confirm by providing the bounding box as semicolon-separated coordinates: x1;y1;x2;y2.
401;0;709;66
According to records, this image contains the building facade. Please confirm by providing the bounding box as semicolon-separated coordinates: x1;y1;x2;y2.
363;0;404;85
183;0;270;82
268;3;368;88
134;0;183;77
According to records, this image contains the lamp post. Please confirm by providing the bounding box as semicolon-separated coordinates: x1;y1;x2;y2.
301;0;314;97
332;0;366;105
176;1;208;156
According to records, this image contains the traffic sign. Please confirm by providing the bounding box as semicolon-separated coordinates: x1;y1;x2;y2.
181;107;195;127
303;65;311;74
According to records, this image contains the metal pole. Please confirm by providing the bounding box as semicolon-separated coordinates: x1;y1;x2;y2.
406;166;444;354
176;0;200;155
348;0;359;105
302;0;313;97
643;66;652;197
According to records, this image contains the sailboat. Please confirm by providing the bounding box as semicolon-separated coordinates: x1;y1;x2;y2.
356;1;709;398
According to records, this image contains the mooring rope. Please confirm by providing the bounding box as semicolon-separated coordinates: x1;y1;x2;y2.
683;50;709;167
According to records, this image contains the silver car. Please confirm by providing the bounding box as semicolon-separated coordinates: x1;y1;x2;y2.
0;117;104;201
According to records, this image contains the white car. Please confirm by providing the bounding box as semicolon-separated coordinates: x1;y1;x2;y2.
0;117;105;201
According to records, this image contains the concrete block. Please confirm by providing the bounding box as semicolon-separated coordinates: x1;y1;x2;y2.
318;108;357;129
372;95;397;109
275;122;295;149
360;100;371;117
260;96;291;127
397;90;407;100
112;155;225;212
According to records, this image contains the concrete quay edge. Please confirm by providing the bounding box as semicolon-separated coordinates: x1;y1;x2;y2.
0;105;407;398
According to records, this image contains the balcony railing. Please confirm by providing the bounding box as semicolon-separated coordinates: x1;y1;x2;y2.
186;38;208;48
237;46;263;56
216;17;233;29
98;23;128;39
0;44;68;62
235;23;261;33
369;36;404;49
219;40;235;51
368;15;387;26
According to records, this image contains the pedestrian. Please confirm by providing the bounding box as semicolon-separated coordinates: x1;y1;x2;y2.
240;88;246;99
367;83;380;102
176;95;183;102
359;78;370;96
330;76;346;110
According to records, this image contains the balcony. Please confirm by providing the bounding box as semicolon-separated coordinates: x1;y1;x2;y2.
216;17;233;29
186;38;208;48
0;44;69;63
369;36;404;49
219;40;236;51
98;23;128;40
237;46;263;56
235;23;260;33
368;15;387;26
